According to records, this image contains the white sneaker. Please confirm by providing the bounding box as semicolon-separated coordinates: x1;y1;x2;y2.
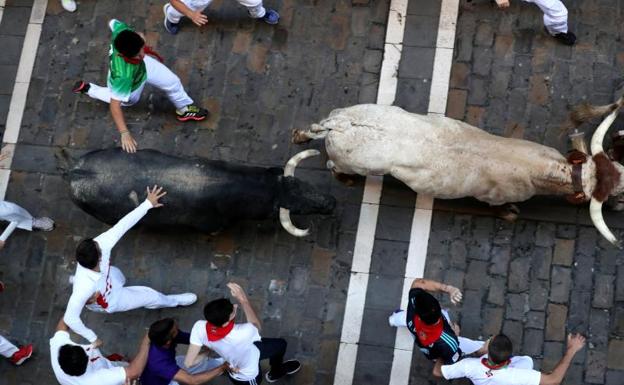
61;0;77;12
68;275;75;284
388;309;407;327
171;293;197;306
32;217;54;231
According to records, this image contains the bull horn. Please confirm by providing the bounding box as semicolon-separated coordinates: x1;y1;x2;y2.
590;99;624;155
284;149;320;177
279;208;310;237
280;149;320;237
589;197;622;249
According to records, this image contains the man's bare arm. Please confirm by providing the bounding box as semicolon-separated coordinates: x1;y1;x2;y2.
170;0;208;26
539;334;585;385
124;334;151;380
110;99;137;153
411;278;463;304
228;282;261;331
173;363;227;385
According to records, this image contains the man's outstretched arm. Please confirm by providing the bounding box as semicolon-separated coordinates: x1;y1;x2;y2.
411;278;463;304
110;99;137;153
94;185;166;269
540;334;586;385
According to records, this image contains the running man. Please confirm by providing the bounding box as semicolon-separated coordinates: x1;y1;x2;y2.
0;281;33;366
388;278;485;377
63;185;197;346
163;0;279;35
73;19;208;153
435;333;586;385
185;283;301;384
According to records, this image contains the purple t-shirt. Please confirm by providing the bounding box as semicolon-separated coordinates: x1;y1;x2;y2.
140;331;190;385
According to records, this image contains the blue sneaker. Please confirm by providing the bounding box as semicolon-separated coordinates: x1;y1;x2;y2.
163;4;180;35
262;8;280;25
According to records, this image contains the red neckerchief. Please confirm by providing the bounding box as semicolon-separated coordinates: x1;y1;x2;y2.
413;315;443;346
117;45;164;64
206;320;234;342
481;357;510;370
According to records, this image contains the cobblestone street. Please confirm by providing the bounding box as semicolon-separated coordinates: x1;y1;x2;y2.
0;0;622;384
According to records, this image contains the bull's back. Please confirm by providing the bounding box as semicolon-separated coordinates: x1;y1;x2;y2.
323;105;567;204
68;149;278;230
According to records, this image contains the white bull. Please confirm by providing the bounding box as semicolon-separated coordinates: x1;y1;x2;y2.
293;103;624;248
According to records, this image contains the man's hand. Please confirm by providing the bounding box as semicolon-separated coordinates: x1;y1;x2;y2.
146;185;167;207
566;333;586;354
445;285;463;305
190;11;208;26
92;338;104;349
121;132;138;153
227;282;249;304
495;0;510;8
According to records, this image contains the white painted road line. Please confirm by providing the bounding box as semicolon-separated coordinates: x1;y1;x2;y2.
0;0;48;199
388;0;460;384
333;0;408;383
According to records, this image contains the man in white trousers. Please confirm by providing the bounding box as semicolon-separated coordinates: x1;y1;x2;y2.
388;278;485;377
72;19;208;153
163;0;279;34
63;185;197;346
0;200;54;250
495;0;576;45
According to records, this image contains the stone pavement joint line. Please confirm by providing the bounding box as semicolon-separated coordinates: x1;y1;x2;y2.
333;0;407;384
0;0;48;200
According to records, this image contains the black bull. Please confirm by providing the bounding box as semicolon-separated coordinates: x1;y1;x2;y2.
65;148;336;235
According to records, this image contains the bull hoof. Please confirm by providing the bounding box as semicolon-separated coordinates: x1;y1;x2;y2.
499;204;519;222
292;129;310;144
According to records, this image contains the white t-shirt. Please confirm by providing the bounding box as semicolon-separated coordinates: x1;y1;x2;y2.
190;321;261;381
441;355;542;385
49;331;126;385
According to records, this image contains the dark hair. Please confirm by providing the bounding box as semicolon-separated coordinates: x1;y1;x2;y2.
488;334;513;364
113;30;144;58
204;298;234;326
149;318;176;347
58;345;88;376
76;239;99;269
414;290;442;324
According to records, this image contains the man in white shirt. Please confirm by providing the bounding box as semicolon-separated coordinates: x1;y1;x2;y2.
64;185;197;345
0;200;54;250
436;333;586;385
185;283;301;384
50;316;149;385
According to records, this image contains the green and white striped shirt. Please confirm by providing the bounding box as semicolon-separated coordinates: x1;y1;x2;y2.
107;19;147;102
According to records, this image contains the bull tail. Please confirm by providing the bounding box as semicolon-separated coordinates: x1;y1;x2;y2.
559;96;624;139
569;96;624;127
